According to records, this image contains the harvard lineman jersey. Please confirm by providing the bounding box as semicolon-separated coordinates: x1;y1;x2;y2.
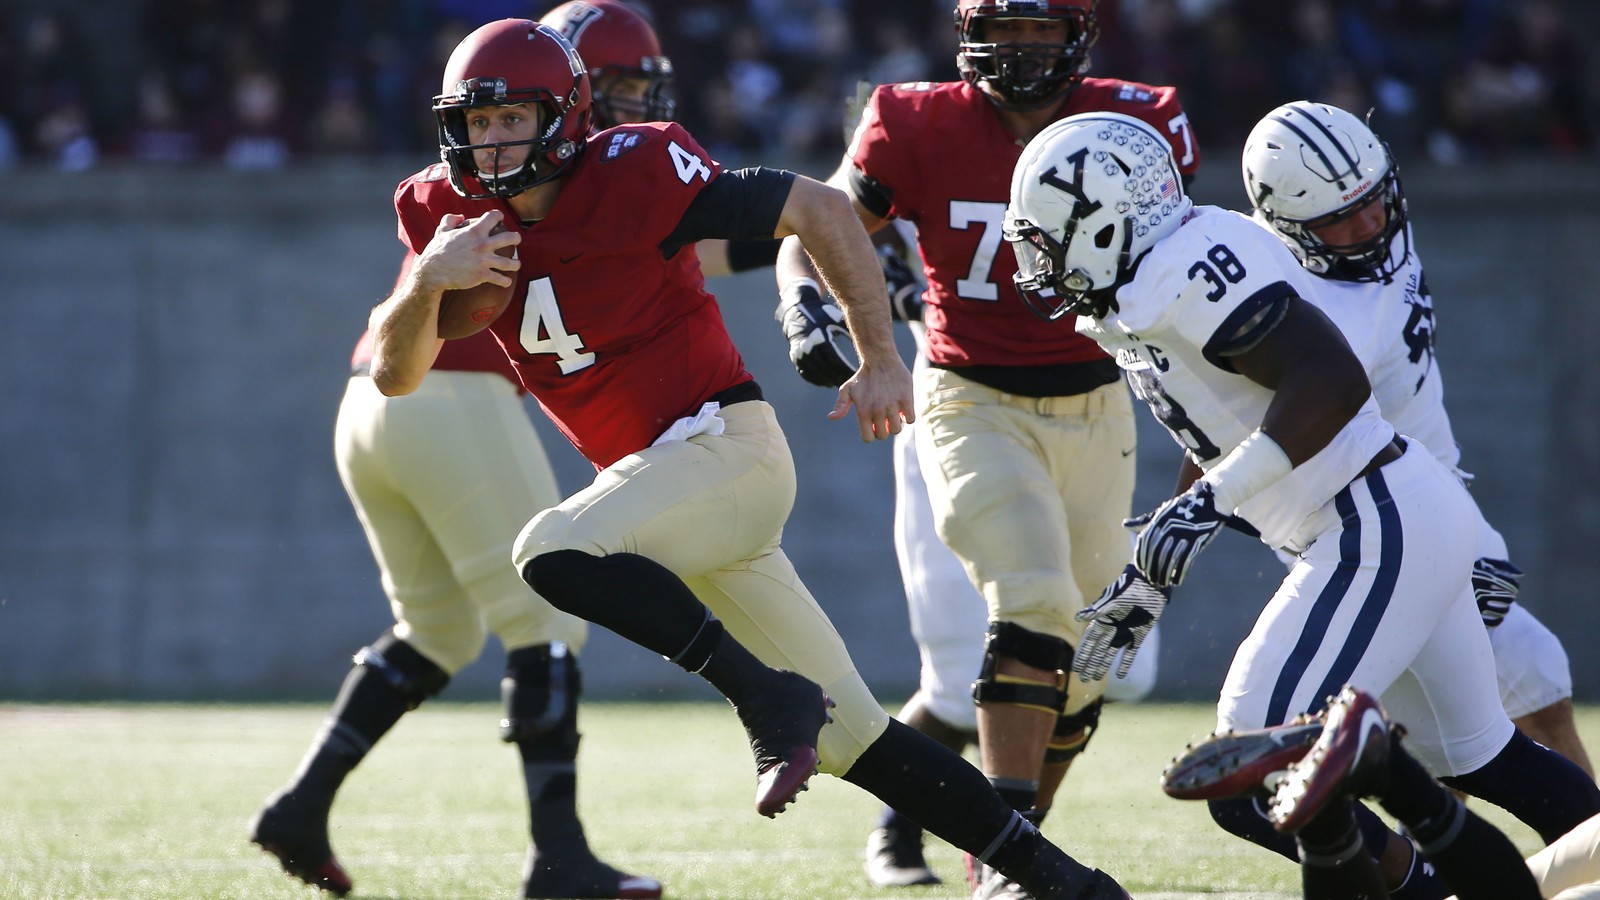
847;79;1198;369
1281;222;1460;471
394;122;753;469
1077;207;1395;551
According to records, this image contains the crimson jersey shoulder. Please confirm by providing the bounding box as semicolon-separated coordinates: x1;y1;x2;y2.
575;121;723;245
1069;79;1200;175
588;120;719;176
393;164;482;255
864;81;972;137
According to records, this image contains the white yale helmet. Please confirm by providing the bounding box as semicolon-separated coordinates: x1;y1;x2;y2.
1242;100;1410;282
1005;111;1191;320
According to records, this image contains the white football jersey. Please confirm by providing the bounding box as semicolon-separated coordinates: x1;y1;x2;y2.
1078;206;1394;550
1283;222;1461;471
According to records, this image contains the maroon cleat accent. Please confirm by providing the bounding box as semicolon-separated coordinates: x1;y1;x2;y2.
251;838;353;897
1160;716;1324;801
249;794;353;897
735;670;833;819
1269;685;1394;834
755;744;821;818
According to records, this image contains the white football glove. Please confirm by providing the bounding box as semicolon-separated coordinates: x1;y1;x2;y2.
1132;481;1228;588
1073;564;1171;683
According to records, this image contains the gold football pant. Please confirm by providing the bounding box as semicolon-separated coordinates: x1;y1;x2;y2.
513;400;889;774
914;368;1136;714
336;372;586;673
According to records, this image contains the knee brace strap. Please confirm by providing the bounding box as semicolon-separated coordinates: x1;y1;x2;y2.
1044;698;1103;765
972;623;1071;714
501;642;581;759
353;632;450;711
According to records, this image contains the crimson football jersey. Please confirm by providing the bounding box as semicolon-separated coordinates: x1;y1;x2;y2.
394;122;752;469
847;79;1199;369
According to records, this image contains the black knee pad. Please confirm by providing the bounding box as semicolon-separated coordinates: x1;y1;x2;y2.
971;621;1071;716
501;642;581;760
1044;698;1104;765
519;549;598;617
353;630;450;711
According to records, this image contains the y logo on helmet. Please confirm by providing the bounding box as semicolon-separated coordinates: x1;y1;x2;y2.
1038;148;1102;219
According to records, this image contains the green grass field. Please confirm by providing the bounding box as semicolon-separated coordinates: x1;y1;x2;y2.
1;700;1587;899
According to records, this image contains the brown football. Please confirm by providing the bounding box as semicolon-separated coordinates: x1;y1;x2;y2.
437;219;517;339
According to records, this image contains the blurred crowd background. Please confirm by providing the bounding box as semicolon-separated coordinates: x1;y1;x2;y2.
4;0;1596;174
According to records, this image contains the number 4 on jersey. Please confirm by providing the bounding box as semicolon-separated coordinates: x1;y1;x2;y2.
668;141;711;184
517;276;595;374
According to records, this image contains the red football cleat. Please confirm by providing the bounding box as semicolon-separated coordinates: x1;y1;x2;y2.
1269;685;1395;834
733;670;833;818
1160;715;1324;801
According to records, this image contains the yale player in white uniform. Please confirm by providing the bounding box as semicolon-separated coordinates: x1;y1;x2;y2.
1005;112;1600;891
1241;100;1592;778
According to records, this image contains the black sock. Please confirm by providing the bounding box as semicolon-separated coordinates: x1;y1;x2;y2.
1378;742;1542;900
990;778;1040;816
523;759;587;856
844;721;1095;898
1440;729;1600;844
280;660;411;814
878;806;922;836
1295;801;1387;900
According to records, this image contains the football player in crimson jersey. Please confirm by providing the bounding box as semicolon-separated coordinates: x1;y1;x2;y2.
369;19;1131;900
249;251;658;897
1008;111;1599;900
538;0;781;277
774;1;1192;893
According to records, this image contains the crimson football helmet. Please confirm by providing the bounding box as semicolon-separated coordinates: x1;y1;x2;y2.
955;0;1099;111
540;0;675;129
433;19;592;199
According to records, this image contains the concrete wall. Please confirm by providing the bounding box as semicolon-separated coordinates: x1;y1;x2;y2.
1;159;1596;703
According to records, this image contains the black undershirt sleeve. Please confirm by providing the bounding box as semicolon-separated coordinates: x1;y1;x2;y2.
661;167;795;257
723;238;782;273
846;165;894;220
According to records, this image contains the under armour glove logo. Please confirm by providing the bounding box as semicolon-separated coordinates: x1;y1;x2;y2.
1073;563;1171;682
1471;556;1522;628
1132;481;1227;588
777;281;856;388
877;245;924;323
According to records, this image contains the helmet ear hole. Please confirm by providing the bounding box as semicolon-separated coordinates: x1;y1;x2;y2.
1094;224;1116;249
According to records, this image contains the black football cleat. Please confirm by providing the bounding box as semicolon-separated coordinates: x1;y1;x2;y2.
248;793;353;897
522;847;663;899
1269;685;1395;834
864;825;940;887
1160;715;1324;801
733;669;833;818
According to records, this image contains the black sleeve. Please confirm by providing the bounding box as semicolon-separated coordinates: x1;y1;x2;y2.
724;239;782;273
660;167;795;256
846;165;894;220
